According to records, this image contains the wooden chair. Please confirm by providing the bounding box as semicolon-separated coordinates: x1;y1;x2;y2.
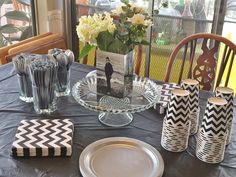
5;33;66;63
0;32;53;64
0;33;66;64
164;33;236;90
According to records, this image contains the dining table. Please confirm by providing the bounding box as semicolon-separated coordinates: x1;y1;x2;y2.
0;61;236;177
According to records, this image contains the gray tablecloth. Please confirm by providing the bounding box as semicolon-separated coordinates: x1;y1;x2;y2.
0;62;236;177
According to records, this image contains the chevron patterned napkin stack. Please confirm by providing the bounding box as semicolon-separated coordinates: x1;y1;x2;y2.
196;97;227;163
161;89;191;152
181;79;200;135
215;87;234;145
12;119;74;157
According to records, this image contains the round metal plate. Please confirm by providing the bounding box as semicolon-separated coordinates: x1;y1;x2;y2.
79;137;164;177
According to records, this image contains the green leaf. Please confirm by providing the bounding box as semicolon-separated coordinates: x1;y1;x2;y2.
121;6;128;12
0;34;6;47
20;26;33;40
121;0;129;5
107;39;127;54
0;24;19;33
126;10;134;18
96;31;114;51
140;40;149;45
154;9;159;14
4;10;29;21
162;2;168;8
79;43;95;59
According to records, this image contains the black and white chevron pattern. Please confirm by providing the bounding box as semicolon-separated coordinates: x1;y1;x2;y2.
165;90;190;126
181;80;199;112
159;83;181;107
181;80;200;135
196;129;226;163
161;118;190;152
12;119;74;157
215;88;234;145
158;83;180;114
201;100;227;136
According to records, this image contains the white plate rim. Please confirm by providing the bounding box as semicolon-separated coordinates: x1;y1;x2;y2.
79;137;164;177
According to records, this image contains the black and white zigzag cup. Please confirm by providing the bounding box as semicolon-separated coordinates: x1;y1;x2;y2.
196;128;226;163
161;117;190;152
215;87;234;145
201;97;227;136
165;89;190;126
181;79;200;135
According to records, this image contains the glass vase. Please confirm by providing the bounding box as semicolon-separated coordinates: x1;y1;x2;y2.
32;85;57;114
96;49;134;98
17;74;33;102
55;67;71;97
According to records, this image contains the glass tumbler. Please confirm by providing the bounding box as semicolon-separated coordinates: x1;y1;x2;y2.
17;74;33;102
32;85;57;114
55;67;71;97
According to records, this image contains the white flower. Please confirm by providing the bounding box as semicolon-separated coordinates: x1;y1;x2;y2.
130;14;145;25
111;3;126;15
129;3;145;14
76;12;116;45
144;19;152;26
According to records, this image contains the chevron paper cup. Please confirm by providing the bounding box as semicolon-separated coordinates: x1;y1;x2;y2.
215;87;234;145
165;89;190;126
196;129;226;163
161;117;190;152
201;97;227;136
181;79;200;135
181;79;199;112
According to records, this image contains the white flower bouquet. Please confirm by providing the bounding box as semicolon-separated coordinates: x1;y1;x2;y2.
76;0;167;58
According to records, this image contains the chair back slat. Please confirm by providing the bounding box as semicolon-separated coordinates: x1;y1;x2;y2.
222;45;229;65
225;52;235;87
178;43;188;84
188;39;197;78
216;48;232;87
192;38;219;90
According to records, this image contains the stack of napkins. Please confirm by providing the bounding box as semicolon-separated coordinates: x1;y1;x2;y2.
12;119;74;157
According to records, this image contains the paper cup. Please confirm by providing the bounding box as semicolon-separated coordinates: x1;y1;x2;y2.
201;97;227;136
196;128;226;163
215;87;234;145
165;89;190;126
161;117;190;152
181;79;199;112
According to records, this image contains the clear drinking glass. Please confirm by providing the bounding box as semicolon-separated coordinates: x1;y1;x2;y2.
55;67;70;97
17;74;33;102
32;85;57;114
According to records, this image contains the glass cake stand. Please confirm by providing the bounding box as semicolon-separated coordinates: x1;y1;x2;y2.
72;71;161;127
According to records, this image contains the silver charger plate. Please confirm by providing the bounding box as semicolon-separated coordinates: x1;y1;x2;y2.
79;137;164;177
